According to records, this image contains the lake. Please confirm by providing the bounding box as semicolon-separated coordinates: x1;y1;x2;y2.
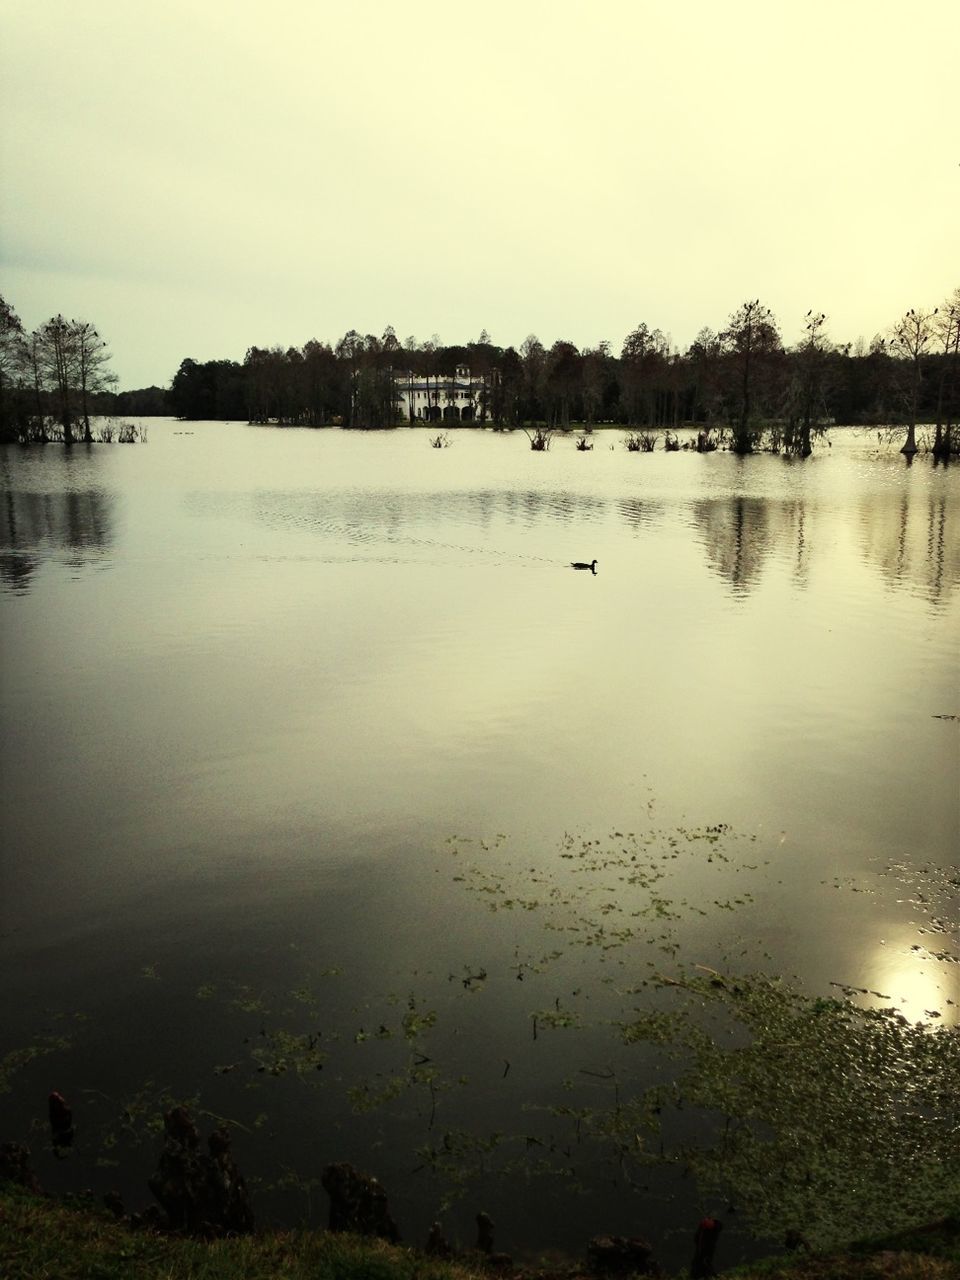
1;421;957;1270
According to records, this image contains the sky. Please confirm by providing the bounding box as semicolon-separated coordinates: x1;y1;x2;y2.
1;0;957;390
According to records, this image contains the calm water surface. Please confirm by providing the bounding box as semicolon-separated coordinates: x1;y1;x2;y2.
1;422;957;1266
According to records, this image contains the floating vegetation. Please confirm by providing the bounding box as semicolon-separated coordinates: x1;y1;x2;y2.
453;967;488;991
81;1080;202;1165
445;826;760;967
0;1033;73;1095
433;831;960;1247
248;1028;327;1078
531;1005;583;1034
631;968;960;1249
880;861;960;959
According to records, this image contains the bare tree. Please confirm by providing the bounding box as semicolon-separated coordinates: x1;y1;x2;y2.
0;295;27;441
720;300;782;452
785;311;832;457
37;315;77;442
73;320;117;441
888;307;937;455
932;289;960;458
24;332;49;440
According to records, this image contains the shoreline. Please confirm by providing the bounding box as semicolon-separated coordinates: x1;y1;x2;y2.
1;1186;957;1280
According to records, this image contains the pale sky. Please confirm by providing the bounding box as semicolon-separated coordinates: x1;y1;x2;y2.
1;0;956;390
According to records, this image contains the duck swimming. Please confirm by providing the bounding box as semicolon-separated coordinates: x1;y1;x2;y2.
571;559;598;572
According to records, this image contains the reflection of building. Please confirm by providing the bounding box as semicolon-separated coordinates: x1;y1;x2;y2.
395;366;485;422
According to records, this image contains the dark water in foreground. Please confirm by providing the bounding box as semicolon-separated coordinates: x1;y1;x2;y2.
1;422;957;1269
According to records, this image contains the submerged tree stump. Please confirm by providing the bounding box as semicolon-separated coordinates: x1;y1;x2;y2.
148;1108;253;1236
321;1162;399;1242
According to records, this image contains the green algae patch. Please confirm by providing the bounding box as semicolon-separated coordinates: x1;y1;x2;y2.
616;970;960;1251
441;832;960;1250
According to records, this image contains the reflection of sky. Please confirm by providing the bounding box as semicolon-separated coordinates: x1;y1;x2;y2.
864;931;959;1025
1;424;958;1268
1;425;958;1013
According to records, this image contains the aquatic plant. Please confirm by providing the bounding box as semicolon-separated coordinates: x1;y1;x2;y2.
0;1033;73;1095
523;426;553;451
624;431;658;451
613;969;960;1248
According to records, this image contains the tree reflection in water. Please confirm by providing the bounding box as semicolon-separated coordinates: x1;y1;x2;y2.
0;488;114;592
693;497;771;593
859;489;959;606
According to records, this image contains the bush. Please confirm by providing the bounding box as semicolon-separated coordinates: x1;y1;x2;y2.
624;431;657;452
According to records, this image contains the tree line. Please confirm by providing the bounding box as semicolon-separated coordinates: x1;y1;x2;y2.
3;292;958;456
164;292;960;457
0;295;166;444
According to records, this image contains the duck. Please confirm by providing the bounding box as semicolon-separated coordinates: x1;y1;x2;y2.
571;559;598;572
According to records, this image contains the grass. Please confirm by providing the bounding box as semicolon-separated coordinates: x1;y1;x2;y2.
722;1220;960;1279
0;1187;484;1280
1;1189;957;1280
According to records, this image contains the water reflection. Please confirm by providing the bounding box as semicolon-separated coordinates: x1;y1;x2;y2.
1;425;957;1264
0;550;36;594
693;497;771;593
616;496;664;531
194;478;959;605
691;487;959;602
0;488;114;592
192;487;609;536
859;490;959;605
863;932;957;1024
3;455;955;610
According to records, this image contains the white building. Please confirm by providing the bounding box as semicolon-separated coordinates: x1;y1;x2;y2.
394;365;487;422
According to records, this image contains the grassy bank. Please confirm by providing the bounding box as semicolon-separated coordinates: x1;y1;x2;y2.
1;1189;957;1280
0;1186;477;1280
